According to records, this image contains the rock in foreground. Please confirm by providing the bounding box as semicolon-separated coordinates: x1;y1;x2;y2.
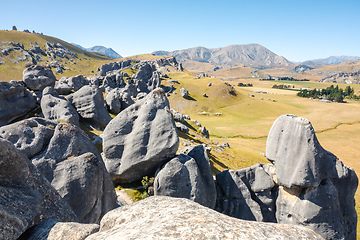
86;196;323;240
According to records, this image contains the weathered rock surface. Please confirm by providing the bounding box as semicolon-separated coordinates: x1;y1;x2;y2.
175;122;189;133
31;123;116;224
105;88;122;114
85;196;323;240
199;126;209;138
266;114;358;239
154;145;217;209
102;88;179;184
180;87;189;98
0;117;56;158
0;81;37;126
215;163;277;222
19;219;99;240
55;75;90;94
0;138;77;240
23;65;56;91
41;87;79;125
171;109;185;123
266;114;350;188
66;85;111;130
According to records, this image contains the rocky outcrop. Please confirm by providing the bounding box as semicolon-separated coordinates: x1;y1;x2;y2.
320;70;360;84
154;145;217;209
175;122;189;133
66;85;112;130
41;86;79;125
31;123;116;224
19;219;99;240
99;59;133;76
0;138;77;240
0;117;56;159
102;88;179;184
0;81;37;126
23;65;56;91
215;163;277;222
86;196;323;240
55;75;90;94
266;114;358;239
180;87;189;98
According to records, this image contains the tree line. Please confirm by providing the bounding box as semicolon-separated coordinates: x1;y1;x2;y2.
297;85;359;102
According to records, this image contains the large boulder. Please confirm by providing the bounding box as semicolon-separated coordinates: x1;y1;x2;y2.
31;123;116;224
41;86;79;125
54;75;90;94
266;114;348;188
266;114;358;239
23;65;56;91
154;145;217;209
102;88;179;184
215;163;277;222
0;117;56;159
105;88;122;114
0;82;37;127
0;138;77;240
19;219;99;240
85;196;323;240
66;85;112;130
180;87;189;98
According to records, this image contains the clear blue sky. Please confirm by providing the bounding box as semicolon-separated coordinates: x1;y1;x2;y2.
0;0;359;62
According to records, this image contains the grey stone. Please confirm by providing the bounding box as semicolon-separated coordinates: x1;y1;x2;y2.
199;126;209;138
178;62;183;71
175;122;189;133
171;109;185;123
23;65;56;91
266;114;350;188
180;87;189;98
183;114;191;120
19;219;99;240
208;82;212;87
0;117;56;159
0;138;77;240
31;123;116;224
105;88;122;114
155;145;217;209
85;196;323;240
0;82;37;126
41;87;79;125
101;72;127;90
221;142;230;148
67;86;112;130
203;93;207;97
102;88;179;184
215;163;277;222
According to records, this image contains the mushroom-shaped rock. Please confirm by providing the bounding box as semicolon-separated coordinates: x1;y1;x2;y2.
215;163;277;222
23;65;56;91
85;196;323;240
0;82;37;127
102;88;179;184
66;85;112;130
266;114;349;188
0;138;77;240
31;123;116;224
0;117;56;159
154;145;217;209
41;86;79;125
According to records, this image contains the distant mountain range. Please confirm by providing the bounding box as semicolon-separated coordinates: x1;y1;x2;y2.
296;56;360;67
72;43;122;58
153;44;292;69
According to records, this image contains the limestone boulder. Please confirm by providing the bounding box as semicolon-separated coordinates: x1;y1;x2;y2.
266;114;350;188
41;87;79;125
23;65;56;91
19;219;99;240
66;85;112;130
31;123;116;224
0;117;56;159
175;122;189;133
180;87;189;98
215;163;277;222
0;138;77;240
85;196;323;240
102;88;179;184
0;82;37;126
105;88;122;114
154;145;217;209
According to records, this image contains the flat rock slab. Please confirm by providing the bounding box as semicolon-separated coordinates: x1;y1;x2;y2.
103;88;179;184
85;196;323;240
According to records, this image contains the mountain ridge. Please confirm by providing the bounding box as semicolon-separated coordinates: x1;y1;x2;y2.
72;43;122;58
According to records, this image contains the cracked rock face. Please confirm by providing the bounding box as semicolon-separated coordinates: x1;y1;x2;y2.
23;65;56;91
85;196;323;240
102;88;179;184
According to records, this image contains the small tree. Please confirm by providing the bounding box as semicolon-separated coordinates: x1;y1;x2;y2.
12;25;17;31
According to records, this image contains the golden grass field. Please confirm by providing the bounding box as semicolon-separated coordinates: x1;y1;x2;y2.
164;70;360;237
